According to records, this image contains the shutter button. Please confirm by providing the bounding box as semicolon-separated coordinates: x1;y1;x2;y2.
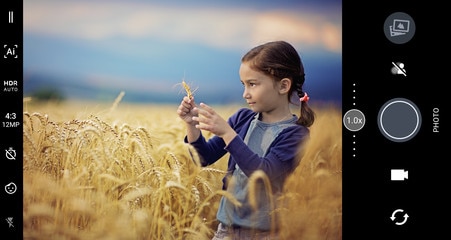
377;98;421;142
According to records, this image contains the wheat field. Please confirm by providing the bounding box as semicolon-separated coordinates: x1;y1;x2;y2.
22;97;342;240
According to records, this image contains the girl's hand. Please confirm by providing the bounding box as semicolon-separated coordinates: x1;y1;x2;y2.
177;96;198;125
192;103;237;144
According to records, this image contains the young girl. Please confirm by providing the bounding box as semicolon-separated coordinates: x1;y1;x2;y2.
177;41;315;239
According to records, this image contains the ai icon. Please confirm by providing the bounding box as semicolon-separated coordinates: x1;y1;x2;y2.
3;44;18;58
391;169;408;181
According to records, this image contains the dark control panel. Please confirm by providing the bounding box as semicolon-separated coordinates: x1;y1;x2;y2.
343;0;445;238
1;1;23;239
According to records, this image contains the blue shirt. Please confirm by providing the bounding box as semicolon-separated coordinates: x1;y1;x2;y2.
185;108;310;230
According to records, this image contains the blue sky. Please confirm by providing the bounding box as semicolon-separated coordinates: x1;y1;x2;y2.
23;0;342;105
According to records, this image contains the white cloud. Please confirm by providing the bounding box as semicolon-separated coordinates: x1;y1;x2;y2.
24;1;341;53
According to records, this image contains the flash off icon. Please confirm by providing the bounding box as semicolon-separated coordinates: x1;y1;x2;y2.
391;169;408;181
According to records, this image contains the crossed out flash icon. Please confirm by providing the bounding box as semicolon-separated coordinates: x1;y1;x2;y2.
6;217;14;228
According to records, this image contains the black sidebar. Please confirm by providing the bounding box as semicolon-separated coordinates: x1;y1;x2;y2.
1;1;24;239
343;0;446;238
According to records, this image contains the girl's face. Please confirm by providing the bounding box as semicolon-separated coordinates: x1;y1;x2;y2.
239;62;287;113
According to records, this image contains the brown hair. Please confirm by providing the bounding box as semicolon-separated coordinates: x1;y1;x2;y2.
241;41;315;127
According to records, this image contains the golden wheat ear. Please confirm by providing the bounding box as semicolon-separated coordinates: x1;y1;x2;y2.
182;80;192;99
181;80;198;99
